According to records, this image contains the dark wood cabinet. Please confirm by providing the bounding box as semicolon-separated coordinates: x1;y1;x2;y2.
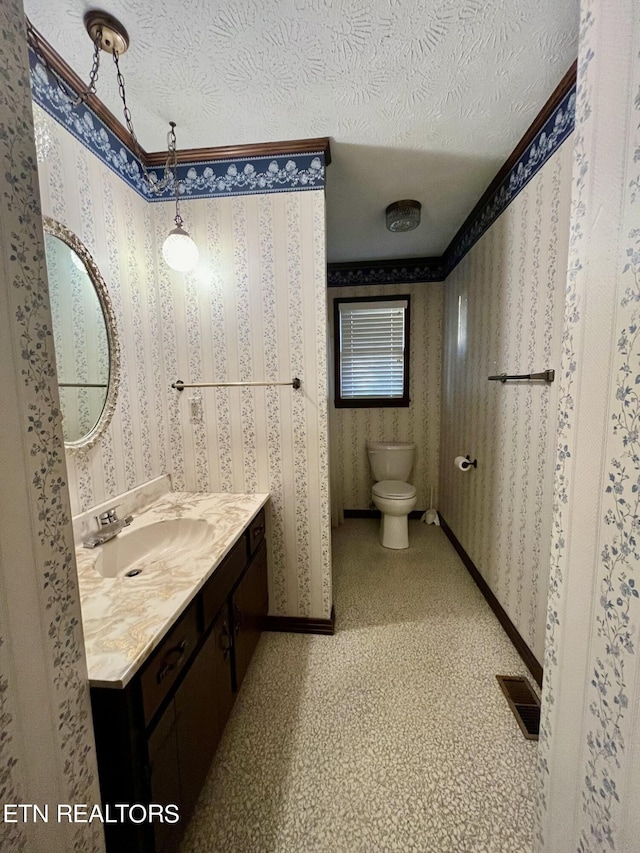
91;509;268;853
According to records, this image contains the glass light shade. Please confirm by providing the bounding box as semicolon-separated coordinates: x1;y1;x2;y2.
162;225;199;272
385;200;421;232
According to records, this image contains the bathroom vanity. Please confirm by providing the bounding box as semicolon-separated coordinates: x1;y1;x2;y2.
75;490;269;853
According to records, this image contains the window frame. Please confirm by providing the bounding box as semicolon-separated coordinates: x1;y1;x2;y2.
333;294;411;408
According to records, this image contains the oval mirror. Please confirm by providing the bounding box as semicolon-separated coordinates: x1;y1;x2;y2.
43;217;120;449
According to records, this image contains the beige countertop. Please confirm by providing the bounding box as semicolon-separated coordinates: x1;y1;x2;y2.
75;491;269;689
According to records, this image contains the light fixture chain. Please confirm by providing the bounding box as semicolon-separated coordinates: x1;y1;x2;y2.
27;14;179;199
26;16;102;108
85;29;102;97
174;185;184;228
168;121;183;226
112;50;175;195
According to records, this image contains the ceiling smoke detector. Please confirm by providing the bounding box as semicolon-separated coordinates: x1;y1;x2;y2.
385;200;421;233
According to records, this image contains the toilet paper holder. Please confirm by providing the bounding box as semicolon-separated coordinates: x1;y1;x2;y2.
454;455;477;471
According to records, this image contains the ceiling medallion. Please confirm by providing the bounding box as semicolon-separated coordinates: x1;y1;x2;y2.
83;11;130;56
386;200;421;233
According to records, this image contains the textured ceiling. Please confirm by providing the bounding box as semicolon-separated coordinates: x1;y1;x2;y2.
24;0;579;263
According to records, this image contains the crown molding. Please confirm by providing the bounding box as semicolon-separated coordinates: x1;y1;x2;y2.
145;138;331;167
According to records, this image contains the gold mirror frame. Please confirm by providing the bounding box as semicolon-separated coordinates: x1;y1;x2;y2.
43;216;121;451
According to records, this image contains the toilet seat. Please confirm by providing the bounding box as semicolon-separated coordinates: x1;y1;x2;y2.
372;480;417;500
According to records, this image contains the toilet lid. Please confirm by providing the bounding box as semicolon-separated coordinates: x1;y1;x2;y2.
372;480;417;499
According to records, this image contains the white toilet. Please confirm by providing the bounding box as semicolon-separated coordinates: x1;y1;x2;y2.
367;441;417;549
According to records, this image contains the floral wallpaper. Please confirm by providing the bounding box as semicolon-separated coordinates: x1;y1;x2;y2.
439;137;573;666
537;1;640;850
153;190;332;620
535;7;592;844
0;2;103;850
328;282;444;517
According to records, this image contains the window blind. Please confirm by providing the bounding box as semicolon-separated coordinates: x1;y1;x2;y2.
338;300;408;399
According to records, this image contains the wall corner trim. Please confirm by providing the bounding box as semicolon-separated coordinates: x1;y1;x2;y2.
439;515;543;687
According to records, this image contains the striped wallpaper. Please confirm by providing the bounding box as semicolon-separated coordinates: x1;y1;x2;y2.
439;137;573;664
154;191;332;619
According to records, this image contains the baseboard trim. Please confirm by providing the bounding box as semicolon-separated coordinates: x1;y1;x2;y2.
344;509;425;520
439;515;543;687
264;605;335;636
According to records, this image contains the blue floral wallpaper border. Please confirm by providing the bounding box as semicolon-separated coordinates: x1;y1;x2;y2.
327;84;576;287
327;257;446;287
29;49;325;200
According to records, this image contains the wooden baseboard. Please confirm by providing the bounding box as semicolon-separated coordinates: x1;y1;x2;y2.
439;515;543;687
264;605;335;636
344;509;425;519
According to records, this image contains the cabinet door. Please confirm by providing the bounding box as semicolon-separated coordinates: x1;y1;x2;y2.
174;625;220;822
174;608;236;822
232;539;268;691
148;701;181;853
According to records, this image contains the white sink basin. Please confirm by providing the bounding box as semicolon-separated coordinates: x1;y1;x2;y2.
91;518;216;578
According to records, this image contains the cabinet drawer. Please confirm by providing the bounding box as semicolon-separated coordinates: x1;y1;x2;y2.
247;509;266;557
141;602;198;726
202;538;246;633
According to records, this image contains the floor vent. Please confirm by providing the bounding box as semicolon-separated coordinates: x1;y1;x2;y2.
496;675;540;740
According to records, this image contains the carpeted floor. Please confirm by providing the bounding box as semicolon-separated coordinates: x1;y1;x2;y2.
180;519;539;853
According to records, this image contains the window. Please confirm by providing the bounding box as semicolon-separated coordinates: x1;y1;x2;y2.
334;295;410;407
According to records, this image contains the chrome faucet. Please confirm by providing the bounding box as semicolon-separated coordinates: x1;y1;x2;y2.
83;506;134;549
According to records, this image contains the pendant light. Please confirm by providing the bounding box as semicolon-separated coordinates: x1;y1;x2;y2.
161;123;199;273
27;13;200;271
162;220;199;273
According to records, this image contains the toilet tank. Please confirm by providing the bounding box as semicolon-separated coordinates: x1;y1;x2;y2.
367;441;415;482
